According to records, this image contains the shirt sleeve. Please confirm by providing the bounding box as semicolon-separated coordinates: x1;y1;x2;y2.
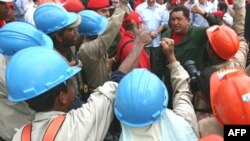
78;3;129;60
231;7;248;69
160;8;168;26
111;71;126;83
167;61;199;137
64;81;118;141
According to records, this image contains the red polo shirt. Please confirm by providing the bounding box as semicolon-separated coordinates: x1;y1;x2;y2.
0;20;5;28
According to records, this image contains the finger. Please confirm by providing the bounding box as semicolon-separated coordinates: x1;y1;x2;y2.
164;39;172;45
168;39;174;45
141;24;147;31
162;38;169;42
160;41;168;47
131;20;139;34
141;30;149;36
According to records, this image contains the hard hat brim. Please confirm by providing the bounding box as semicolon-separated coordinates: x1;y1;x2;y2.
8;66;81;102
7;48;81;102
0;22;54;57
68;15;81;28
41;32;54;49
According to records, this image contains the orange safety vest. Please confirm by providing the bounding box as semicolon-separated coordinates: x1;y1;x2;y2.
21;115;66;141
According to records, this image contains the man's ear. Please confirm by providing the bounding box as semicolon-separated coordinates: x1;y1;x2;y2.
55;33;63;43
58;91;67;105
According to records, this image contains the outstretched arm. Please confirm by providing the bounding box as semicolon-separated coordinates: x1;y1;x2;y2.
191;4;222;26
161;38;199;137
231;0;248;69
118;22;152;74
78;1;130;60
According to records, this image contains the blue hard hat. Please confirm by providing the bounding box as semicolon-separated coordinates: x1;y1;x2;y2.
6;47;81;102
115;69;168;127
77;10;108;36
34;2;80;34
0;22;53;56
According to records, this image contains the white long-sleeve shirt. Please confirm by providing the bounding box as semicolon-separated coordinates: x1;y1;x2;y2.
12;81;118;141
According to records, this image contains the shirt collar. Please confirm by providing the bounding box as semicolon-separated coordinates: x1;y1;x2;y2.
34;111;66;122
142;2;159;9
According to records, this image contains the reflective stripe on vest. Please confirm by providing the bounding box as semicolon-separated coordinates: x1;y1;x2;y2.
21;115;66;141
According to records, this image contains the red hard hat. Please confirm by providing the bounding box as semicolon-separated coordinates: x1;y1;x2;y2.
207;25;239;60
61;0;84;13
87;0;109;9
199;134;223;141
210;69;250;126
38;0;84;13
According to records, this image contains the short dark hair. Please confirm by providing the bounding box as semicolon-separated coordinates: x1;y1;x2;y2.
170;5;190;20
26;82;67;112
218;2;228;12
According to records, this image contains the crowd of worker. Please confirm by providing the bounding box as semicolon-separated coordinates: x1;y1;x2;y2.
0;0;249;140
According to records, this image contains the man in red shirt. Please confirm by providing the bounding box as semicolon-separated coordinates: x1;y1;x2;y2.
115;12;151;70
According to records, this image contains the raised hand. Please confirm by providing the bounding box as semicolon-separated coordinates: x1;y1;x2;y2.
191;4;206;15
132;21;152;49
117;21;151;73
161;38;176;63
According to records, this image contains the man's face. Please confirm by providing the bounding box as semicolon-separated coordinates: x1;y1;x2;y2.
60;26;79;47
0;2;10;20
147;0;155;7
170;11;190;34
96;7;110;18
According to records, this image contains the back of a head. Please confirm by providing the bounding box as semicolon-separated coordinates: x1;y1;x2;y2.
115;69;168;127
6;47;81;102
0;22;53;57
206;25;240;60
77;10;108;36
218;1;227;12
87;0;109;9
210;69;250;126
34;2;80;34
